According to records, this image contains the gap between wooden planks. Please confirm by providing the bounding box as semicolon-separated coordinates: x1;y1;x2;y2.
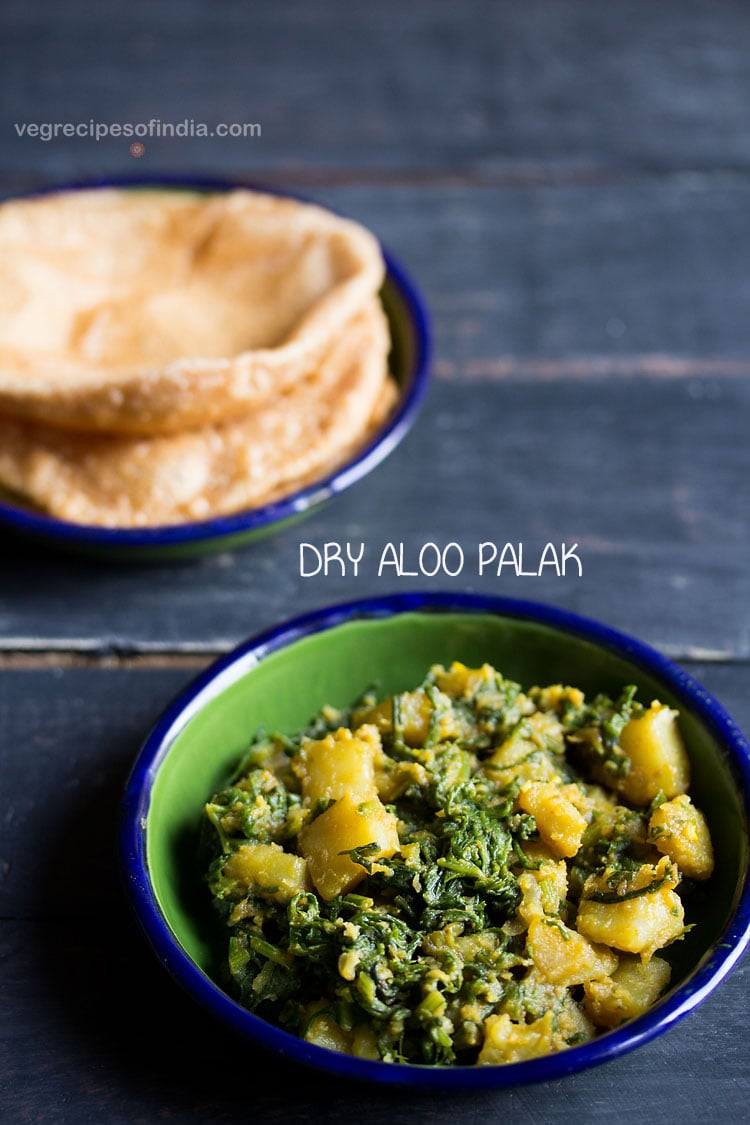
0;648;214;670
0;647;746;670
433;355;750;381
3;166;750;193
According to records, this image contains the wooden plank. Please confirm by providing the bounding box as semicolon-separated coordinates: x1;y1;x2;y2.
0;372;747;659
0;661;747;1121
3;1;750;180
308;182;750;363
0;667;194;920
1;661;747;921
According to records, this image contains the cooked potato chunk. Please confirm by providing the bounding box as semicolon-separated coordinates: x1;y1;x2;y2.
352;697;393;737
562;782;615;820
295;726;379;807
583;955;671;1028
433;662;496;699
518;782;587;858
648;795;714;880
397;690;436;746
223;843;310;903
617;703;690;805
299;794;400;900
351;1025;380;1059
302;1001;351;1052
532;684;585;713
517;845;568;924
478;1012;559;1064
354;688;457;747
576;857;684;959
527;917;618;985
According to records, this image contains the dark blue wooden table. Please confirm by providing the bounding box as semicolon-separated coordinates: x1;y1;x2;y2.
1;3;748;1121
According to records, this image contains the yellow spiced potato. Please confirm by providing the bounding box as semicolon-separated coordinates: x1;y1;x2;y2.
204;664;714;1067
433;662;496;699
648;795;714;880
303;1000;381;1060
298;794;400;900
350;1025;381;1060
517;782;587;858
478;1012;559;1065
526;917;618;986
223;843;310;904
302;1001;352;1053
517;845;568;924
355;688;458;748
295;726;379;807
576;857;685;959
395;690;439;746
583;956;672;1029
617;703;690;806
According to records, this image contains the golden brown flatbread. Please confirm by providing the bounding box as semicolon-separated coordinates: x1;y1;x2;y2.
0;301;395;527
0;188;385;435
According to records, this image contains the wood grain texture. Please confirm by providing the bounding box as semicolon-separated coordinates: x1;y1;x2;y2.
1;375;747;659
0;664;747;1123
0;667;193;920
312;182;750;363
2;0;750;180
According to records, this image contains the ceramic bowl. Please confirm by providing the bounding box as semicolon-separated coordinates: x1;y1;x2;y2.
121;593;750;1088
0;177;430;559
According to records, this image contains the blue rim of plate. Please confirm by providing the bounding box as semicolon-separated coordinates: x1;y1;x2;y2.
0;175;431;548
121;592;750;1089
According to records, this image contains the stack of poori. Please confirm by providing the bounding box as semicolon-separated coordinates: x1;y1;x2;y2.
0;188;395;527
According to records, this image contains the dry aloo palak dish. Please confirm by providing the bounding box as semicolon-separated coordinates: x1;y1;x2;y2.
0;188;394;526
202;662;714;1067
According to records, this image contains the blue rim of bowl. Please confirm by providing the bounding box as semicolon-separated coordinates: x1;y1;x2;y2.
121;592;750;1088
0;175;431;548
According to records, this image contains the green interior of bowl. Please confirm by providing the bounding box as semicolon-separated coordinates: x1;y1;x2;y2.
146;611;747;988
